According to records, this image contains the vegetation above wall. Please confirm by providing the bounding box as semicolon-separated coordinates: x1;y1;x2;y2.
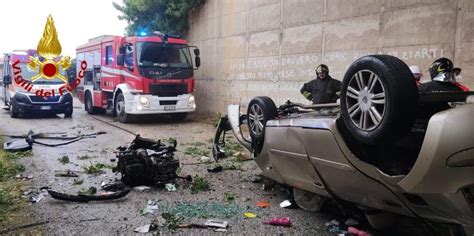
114;0;203;36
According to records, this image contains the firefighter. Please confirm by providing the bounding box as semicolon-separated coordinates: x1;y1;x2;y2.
300;64;341;104
418;58;467;93
409;65;423;86
418;58;468;118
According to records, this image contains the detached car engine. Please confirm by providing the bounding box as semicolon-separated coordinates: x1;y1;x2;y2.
113;135;180;186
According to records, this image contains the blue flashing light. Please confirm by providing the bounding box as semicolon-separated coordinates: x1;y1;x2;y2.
139;31;147;36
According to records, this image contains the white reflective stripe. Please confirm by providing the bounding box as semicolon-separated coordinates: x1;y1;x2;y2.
101;72;116;78
101;66;139;79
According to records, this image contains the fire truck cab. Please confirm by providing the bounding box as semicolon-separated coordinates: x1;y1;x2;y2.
76;34;200;123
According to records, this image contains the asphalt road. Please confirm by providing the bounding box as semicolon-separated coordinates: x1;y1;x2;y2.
0;99;337;235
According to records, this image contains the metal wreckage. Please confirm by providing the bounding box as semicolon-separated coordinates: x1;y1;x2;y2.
47;135;185;202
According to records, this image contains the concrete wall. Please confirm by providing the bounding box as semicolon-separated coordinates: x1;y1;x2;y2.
188;0;474;114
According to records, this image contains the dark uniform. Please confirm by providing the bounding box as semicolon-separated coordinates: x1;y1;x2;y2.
418;81;463;93
300;76;342;104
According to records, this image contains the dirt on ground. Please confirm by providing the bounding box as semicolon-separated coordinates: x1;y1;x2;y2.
0;99;338;235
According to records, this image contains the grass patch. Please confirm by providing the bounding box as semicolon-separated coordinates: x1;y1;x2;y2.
184;146;210;157
0;135;29;224
58;155;70;164
77;155;94;160
221;163;243;171
224;140;244;158
191;176;210;194
82;162;114;175
224;192;236;203
161;212;183;231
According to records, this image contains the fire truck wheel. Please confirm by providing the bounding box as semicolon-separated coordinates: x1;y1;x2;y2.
10;103;19;118
64;104;73;118
85;92;96;115
115;93;131;123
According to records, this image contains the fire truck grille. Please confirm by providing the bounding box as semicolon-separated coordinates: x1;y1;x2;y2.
29;95;61;103
160;100;177;106
149;84;187;97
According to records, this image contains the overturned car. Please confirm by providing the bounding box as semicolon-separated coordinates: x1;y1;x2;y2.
214;55;474;234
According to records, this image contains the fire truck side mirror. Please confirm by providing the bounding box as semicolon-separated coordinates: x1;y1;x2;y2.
195;56;201;68
194;48;200;56
3;75;11;85
117;54;124;66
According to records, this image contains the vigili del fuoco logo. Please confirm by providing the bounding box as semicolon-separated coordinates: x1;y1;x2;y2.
12;15;87;97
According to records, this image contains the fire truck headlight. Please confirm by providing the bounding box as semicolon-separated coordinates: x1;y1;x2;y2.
139;96;150;108
188;95;196;109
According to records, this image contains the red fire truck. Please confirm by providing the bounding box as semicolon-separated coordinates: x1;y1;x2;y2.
76;33;200;123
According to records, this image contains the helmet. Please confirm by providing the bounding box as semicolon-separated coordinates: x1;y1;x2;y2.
429;58;454;82
409;65;422;81
315;64;329;74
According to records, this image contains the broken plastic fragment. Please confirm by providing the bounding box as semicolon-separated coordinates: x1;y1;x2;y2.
244;212;257;219
165;183;176;192
279;200;292;208
256;201;271;208
204;219;228;228
263;217;292;227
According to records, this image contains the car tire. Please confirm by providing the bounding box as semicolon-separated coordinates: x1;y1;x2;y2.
115;93;131;123
247;96;277;143
171;112;187;121
10;102;19;118
340;55;419;145
64;104;73;118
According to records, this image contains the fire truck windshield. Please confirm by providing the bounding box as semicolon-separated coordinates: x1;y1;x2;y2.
136;42;192;69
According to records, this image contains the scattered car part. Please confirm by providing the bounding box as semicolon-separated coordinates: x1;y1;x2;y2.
102;182;126;192
113;135;180;186
263;217;292;227
54;170;79;177
3;139;32;152
207;166;223;173
293;188;326;212
204;219;228;229
212;116;232;161
47;188;130;202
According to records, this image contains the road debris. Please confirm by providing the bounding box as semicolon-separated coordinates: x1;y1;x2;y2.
204;219;228;229
345;218;359;226
114;135;179;186
256;201;271;208
46;188;130;202
207;166;223;173
3;139;32;152
133;223;157;233
348;226;370;236
14;174;34;181
171;202;242;219
280;200;292;208
141;199;159;215
263;217;292;227
165;183;176;192
102;182;126;192
133;186;151;192
54;169;79;177
24;189;47;203
2;131;106;150
200;156;211;163
244;212;257;219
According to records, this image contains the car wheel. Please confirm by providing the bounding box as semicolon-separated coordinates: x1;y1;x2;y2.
340;55;419;145
293;188;326;212
171;112;187;121
10;102;19;118
115;93;131;123
64;104;73;118
247;96;277;142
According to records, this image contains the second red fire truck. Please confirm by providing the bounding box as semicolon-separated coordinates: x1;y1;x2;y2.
76;33;200;123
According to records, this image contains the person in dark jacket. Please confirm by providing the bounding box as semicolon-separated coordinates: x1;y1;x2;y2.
300;64;341;104
418;58;464;118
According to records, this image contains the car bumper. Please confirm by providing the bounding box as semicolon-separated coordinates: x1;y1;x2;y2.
13;93;72;114
125;93;196;115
